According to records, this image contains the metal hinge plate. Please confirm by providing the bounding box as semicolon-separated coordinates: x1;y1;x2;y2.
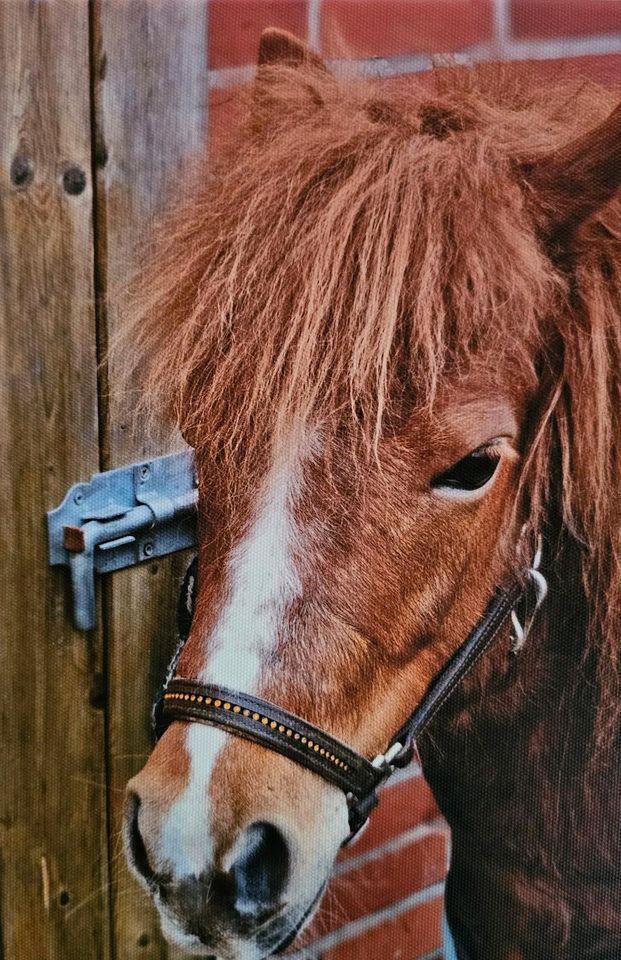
47;451;198;631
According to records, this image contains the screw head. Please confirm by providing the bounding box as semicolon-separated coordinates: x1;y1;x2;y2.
73;491;84;505
139;464;151;482
143;541;154;558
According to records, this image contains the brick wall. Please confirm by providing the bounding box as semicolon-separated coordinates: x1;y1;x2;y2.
288;763;449;960
202;3;621;958
207;0;621;145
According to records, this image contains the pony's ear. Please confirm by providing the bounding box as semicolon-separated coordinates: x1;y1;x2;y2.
525;101;621;239
257;27;328;73
252;29;330;131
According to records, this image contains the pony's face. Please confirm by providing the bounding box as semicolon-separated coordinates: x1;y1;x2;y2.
125;384;525;958
121;26;621;960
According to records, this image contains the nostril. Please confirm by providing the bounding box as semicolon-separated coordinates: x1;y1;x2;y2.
230;821;289;920
124;793;157;887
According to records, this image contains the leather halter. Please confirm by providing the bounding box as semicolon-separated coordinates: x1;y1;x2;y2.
153;554;546;840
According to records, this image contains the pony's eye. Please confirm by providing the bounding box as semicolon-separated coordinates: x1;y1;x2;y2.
432;449;501;494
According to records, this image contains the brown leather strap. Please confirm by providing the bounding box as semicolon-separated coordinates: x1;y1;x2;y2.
154;560;531;838
390;579;524;764
162;680;385;800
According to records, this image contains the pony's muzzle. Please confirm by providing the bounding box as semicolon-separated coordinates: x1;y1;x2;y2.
124;788;291;935
123;722;350;957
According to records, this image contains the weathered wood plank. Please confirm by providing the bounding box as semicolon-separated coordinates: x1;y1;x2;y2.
0;3;110;959
93;3;208;956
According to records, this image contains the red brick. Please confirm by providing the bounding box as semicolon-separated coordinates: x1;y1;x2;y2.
321;0;494;59
322;895;444;960
575;52;621;88
338;774;441;862
209;0;308;68
301;828;448;939
510;1;621;42
489;53;621;89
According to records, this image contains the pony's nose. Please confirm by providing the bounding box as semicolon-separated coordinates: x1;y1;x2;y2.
124;792;158;887
230;821;290;920
169;822;289;942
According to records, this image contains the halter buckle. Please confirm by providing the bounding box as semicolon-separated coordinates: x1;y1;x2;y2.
371;739;405;776
510;536;548;654
343;741;408;843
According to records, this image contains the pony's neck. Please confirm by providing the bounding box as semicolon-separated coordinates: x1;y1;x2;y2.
419;535;621;960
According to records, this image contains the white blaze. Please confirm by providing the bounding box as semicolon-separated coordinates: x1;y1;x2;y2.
202;452;302;691
161;442;304;876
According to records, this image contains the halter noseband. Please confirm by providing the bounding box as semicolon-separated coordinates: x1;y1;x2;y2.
153;553;547;840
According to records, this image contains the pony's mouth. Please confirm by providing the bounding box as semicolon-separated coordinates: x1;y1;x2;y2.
235;880;327;959
154;880;327;960
269;881;327;955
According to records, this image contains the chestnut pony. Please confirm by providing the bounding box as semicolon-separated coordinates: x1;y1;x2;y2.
122;29;621;960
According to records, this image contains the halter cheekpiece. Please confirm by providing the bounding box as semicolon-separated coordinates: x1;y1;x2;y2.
152;549;547;841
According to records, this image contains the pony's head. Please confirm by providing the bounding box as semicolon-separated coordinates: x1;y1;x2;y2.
122;30;621;959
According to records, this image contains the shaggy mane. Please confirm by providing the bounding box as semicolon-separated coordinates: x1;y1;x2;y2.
117;63;621;747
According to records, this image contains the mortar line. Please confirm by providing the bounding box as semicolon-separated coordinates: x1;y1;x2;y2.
287;881;446;958
207;32;621;90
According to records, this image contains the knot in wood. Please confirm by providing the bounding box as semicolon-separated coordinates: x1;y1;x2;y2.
10;155;34;188
62;166;87;196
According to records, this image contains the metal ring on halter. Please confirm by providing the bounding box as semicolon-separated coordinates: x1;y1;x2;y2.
510;536;548;654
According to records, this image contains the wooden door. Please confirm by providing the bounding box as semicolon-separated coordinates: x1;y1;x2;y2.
0;4;109;958
0;4;209;957
94;5;208;957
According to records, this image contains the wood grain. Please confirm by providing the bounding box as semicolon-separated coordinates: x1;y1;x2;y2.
0;3;110;958
93;3;209;956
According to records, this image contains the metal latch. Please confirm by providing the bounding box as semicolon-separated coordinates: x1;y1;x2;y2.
47;451;198;630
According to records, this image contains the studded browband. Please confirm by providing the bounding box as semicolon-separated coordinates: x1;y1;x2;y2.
153;555;546;839
161;681;385;804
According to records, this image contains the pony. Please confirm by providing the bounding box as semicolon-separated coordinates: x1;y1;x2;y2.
121;28;621;960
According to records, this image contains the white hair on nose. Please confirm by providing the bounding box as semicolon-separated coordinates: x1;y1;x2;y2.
161;433;308;878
